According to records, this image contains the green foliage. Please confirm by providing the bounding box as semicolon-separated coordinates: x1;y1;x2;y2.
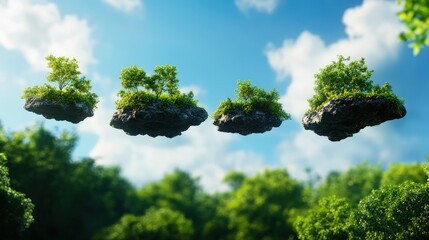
315;162;383;207
0;153;34;239
138;169;207;238
223;171;246;191
213;80;291;121
0;125;139;240
22;55;98;110
308;56;403;112
116;65;197;110
225;169;305;240
397;0;429;55
295;196;352;240
2;122;429;240
96;208;194;240
139;207;194;240
198;193;233;240
351;181;429;239
381;163;428;186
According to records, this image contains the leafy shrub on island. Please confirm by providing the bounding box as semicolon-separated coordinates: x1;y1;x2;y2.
115;65;197;110
307;55;403;113
22;55;99;110
213;80;290;120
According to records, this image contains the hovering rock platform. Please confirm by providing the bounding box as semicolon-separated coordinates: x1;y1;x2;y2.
24;96;94;123
302;97;406;141
213;109;282;135
110;101;208;138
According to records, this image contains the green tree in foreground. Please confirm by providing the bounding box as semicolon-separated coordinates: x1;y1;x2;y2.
294;196;351;240
352;181;429;239
308;56;402;112
213;80;290;120
0;125;139;240
381;162;428;186
398;0;429;55
22;55;98;110
95;208;194;240
315;162;383;207
0;153;34;240
225;169;305;240
115;65;197;110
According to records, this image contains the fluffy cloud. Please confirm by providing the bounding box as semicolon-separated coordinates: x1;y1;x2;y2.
277;126;411;181
78;98;266;193
102;0;142;12
235;0;279;14
0;0;95;71
266;0;406;178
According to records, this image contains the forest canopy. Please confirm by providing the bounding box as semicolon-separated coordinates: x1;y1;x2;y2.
1;124;428;240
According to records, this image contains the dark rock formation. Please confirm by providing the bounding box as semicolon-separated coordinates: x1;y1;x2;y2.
213;109;282;135
302;97;407;141
24;96;94;123
110;101;208;138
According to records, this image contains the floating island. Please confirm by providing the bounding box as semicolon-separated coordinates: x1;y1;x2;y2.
212;80;290;135
302;56;406;141
22;55;98;123
110;65;207;138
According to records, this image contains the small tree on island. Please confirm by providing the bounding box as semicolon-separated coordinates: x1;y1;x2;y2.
213;80;290;121
22;55;98;110
115;65;197;110
307;55;403;112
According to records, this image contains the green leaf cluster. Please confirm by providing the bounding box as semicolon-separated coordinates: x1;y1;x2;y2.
115;65;197;110
213;80;291;120
397;0;429;55
308;56;403;112
0;153;34;239
22;55;98;110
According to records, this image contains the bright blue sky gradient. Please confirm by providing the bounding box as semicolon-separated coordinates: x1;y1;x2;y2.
0;0;427;191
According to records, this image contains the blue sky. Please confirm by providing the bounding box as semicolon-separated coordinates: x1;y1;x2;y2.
0;0;428;192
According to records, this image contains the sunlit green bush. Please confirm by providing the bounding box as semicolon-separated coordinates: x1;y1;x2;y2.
213;80;290;120
307;56;403;112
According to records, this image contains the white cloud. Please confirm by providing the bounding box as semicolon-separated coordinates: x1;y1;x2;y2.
235;0;279;14
102;0;142;13
0;0;96;71
78;98;266;193
278;126;411;181
266;0;406;179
